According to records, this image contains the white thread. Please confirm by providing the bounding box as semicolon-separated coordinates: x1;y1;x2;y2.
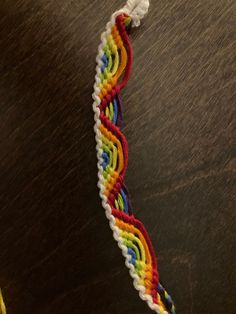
120;0;150;27
92;3;169;313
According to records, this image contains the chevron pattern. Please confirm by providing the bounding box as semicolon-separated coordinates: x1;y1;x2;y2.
92;13;175;314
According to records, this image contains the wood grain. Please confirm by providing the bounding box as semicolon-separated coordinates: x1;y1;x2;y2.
0;0;235;313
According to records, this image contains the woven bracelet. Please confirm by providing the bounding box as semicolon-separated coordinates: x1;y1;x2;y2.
92;1;175;313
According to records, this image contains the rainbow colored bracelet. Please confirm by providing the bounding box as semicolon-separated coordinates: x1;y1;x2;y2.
92;1;175;313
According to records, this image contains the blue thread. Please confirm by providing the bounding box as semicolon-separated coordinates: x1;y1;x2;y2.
157;283;176;314
102;152;109;169
113;97;118;124
128;248;137;266
101;54;109;72
121;188;128;213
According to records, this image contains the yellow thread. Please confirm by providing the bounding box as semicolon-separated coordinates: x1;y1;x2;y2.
112;26;127;81
101;136;118;171
100;126;122;172
157;292;166;313
121;231;146;263
108;34;119;76
123;239;141;260
116;219;152;264
0;290;6;314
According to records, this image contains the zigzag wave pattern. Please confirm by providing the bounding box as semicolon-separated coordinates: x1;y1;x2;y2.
92;13;175;314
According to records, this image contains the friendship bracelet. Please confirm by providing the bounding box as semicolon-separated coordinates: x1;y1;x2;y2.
92;1;175;313
0;2;176;314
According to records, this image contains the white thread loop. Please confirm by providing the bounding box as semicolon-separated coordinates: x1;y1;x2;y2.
122;0;150;27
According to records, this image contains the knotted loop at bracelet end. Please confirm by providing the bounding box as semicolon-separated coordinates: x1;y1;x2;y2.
121;0;150;27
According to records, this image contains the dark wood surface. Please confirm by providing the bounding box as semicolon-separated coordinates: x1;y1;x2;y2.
0;1;235;313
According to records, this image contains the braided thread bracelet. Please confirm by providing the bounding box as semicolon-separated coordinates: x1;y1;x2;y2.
92;1;175;313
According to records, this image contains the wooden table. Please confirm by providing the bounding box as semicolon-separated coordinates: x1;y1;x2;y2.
0;1;235;313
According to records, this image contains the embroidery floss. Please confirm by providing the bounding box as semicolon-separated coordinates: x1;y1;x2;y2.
0;290;6;314
92;1;175;313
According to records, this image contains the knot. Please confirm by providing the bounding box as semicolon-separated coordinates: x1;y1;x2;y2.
122;0;150;27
